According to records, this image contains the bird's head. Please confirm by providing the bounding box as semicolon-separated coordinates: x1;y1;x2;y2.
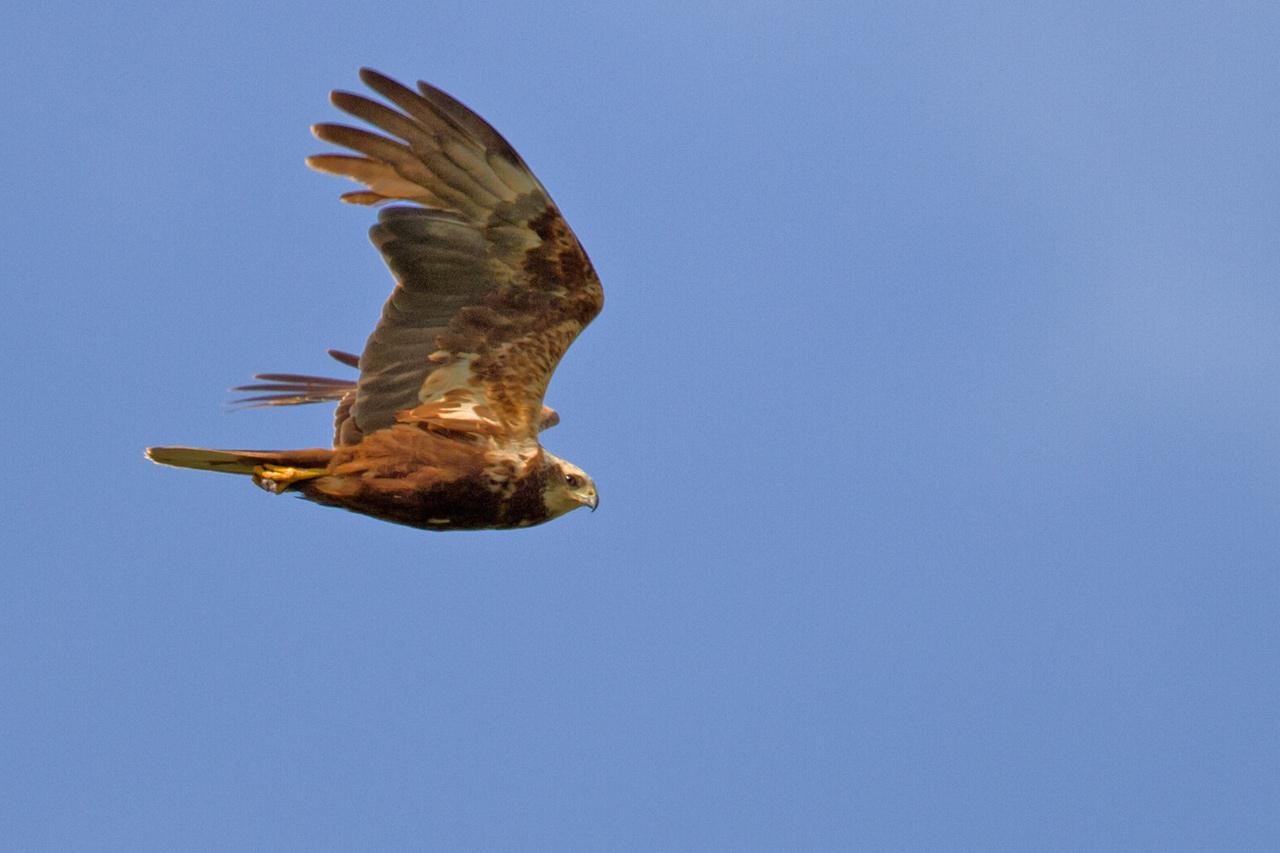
541;452;598;517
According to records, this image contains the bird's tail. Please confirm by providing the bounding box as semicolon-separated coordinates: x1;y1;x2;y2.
145;446;334;478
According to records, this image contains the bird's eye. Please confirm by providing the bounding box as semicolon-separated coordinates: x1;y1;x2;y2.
564;473;583;488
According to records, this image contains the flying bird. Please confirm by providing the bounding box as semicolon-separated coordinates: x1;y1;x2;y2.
146;69;603;530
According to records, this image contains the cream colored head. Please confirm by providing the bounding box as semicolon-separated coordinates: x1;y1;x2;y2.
541;452;599;517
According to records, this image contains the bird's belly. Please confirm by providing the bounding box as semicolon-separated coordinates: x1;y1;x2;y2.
299;471;548;531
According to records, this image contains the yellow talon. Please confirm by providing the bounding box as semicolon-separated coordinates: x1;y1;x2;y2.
252;464;325;494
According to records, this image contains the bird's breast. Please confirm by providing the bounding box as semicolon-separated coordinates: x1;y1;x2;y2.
300;466;550;531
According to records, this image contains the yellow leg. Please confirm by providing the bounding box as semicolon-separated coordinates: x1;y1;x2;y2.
252;464;326;494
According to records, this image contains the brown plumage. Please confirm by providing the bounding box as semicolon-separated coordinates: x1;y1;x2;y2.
146;69;603;530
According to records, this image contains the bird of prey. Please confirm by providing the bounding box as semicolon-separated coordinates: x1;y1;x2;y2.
146;69;603;531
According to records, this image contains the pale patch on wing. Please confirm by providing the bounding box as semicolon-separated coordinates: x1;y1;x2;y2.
398;354;503;434
418;355;479;403
405;351;560;436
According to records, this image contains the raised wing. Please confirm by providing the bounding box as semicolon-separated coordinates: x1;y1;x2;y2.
308;69;603;444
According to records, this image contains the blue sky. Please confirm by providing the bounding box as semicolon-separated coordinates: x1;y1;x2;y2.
2;1;1277;849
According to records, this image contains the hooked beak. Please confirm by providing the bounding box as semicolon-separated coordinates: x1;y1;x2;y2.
586;489;599;512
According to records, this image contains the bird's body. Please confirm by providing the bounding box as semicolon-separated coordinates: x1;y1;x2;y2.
146;69;602;530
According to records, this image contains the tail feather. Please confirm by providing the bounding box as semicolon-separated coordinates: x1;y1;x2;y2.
145;446;333;476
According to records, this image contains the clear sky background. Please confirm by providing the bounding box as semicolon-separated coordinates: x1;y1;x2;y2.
2;1;1277;849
